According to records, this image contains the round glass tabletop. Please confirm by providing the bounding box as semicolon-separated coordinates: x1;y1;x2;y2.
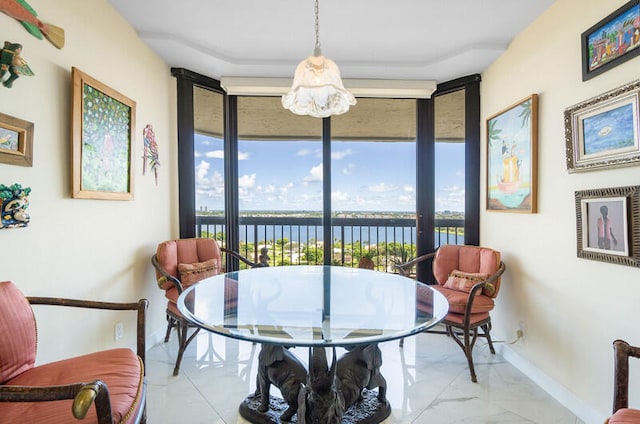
177;265;448;347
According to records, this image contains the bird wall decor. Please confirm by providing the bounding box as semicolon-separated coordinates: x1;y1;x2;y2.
0;0;65;49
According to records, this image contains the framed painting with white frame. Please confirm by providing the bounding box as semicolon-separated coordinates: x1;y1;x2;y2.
575;185;640;268
71;67;135;200
486;94;538;213
0;112;33;167
565;79;640;172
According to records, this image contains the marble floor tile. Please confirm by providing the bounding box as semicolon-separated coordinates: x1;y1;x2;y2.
145;331;583;424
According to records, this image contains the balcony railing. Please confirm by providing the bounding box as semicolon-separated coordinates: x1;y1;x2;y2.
196;215;464;272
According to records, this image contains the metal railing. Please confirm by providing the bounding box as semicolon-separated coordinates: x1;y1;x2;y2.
196;215;464;271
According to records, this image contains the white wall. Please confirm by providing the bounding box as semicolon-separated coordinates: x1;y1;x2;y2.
481;0;640;422
0;0;176;363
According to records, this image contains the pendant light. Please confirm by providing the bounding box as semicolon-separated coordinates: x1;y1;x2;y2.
282;0;356;118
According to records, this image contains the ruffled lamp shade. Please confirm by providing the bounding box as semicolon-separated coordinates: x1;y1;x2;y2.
282;52;356;118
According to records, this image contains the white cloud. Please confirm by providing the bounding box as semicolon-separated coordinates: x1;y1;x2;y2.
196;160;210;184
264;184;276;193
304;164;323;182
369;182;398;193
342;163;356;175
297;149;312;156
331;149;353;160
238;173;256;189
332;191;349;201
205;150;224;159
403;184;415;193
238;151;250;160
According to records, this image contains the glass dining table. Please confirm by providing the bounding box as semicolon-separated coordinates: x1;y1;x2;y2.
178;265;448;424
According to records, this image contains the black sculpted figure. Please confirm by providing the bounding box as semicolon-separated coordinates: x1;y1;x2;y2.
255;344;307;422
298;347;345;424
336;344;387;410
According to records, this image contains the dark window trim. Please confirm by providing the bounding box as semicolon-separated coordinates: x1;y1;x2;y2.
172;68;481;272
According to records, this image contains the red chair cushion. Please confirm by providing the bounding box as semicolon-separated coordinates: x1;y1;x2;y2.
0;281;36;384
0;348;144;424
155;238;222;290
608;408;640;423
432;285;495;314
433;245;501;298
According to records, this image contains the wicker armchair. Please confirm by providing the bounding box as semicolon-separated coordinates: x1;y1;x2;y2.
396;244;505;382
606;339;640;423
151;238;267;376
0;281;148;423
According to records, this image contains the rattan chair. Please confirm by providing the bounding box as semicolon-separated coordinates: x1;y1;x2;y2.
396;244;505;382
151;238;267;376
606;339;640;423
0;281;148;423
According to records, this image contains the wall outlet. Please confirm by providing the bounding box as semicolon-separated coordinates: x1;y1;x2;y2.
115;322;124;341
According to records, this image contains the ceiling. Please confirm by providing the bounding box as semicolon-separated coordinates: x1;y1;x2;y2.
107;0;556;83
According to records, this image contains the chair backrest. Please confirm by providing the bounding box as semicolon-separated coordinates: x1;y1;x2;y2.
432;245;502;298
155;238;223;291
612;339;640;414
0;281;37;384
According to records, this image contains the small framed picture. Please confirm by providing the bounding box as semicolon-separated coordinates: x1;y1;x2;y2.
0;112;33;167
581;0;640;81
71;67;135;200
575;185;640;267
565;79;640;172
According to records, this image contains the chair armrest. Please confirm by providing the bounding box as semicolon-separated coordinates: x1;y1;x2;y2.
151;253;184;293
26;297;149;364
221;247;269;268
0;380;113;424
395;252;437;277
461;261;506;324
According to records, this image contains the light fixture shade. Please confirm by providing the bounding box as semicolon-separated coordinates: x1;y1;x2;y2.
282;54;356;118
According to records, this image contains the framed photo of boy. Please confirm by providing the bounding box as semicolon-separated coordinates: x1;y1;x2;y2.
71;67;135;200
581;0;640;81
575;185;640;267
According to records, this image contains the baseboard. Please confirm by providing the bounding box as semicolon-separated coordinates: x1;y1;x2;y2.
498;344;605;424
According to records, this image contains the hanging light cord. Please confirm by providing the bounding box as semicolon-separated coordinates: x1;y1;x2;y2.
313;0;321;56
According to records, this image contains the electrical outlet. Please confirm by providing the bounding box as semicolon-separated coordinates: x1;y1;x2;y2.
516;329;524;339
115;322;124;341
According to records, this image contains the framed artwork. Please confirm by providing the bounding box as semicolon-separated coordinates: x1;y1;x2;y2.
71;67;135;200
486;94;538;213
575;185;640;267
565;79;640;172
581;0;640;81
0;112;33;167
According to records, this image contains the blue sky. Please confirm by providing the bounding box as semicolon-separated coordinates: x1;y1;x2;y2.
195;134;465;213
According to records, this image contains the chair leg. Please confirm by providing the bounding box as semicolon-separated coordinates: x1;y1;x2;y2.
481;322;495;354
164;314;175;343
399;337;405;348
446;325;478;383
172;317;201;376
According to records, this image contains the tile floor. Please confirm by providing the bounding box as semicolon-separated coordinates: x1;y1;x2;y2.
146;329;584;423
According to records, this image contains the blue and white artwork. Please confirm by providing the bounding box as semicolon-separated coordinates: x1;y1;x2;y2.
582;102;636;157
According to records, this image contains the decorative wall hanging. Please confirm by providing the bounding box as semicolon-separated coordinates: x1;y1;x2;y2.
581;0;640;81
0;112;33;166
0;41;34;88
142;124;159;185
486;94;538;213
575;185;640;268
0;0;65;48
0;183;30;229
71;67;135;200
565;79;640;172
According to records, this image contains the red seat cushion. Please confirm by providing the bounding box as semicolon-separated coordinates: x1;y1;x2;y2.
433;245;501;298
608;408;640;423
0;348;144;424
431;285;495;314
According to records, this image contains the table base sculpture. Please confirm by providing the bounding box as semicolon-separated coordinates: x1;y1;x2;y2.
239;344;390;424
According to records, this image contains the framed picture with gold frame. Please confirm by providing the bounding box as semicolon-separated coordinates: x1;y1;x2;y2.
486;94;538;213
71;67;135;200
0;112;33;167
